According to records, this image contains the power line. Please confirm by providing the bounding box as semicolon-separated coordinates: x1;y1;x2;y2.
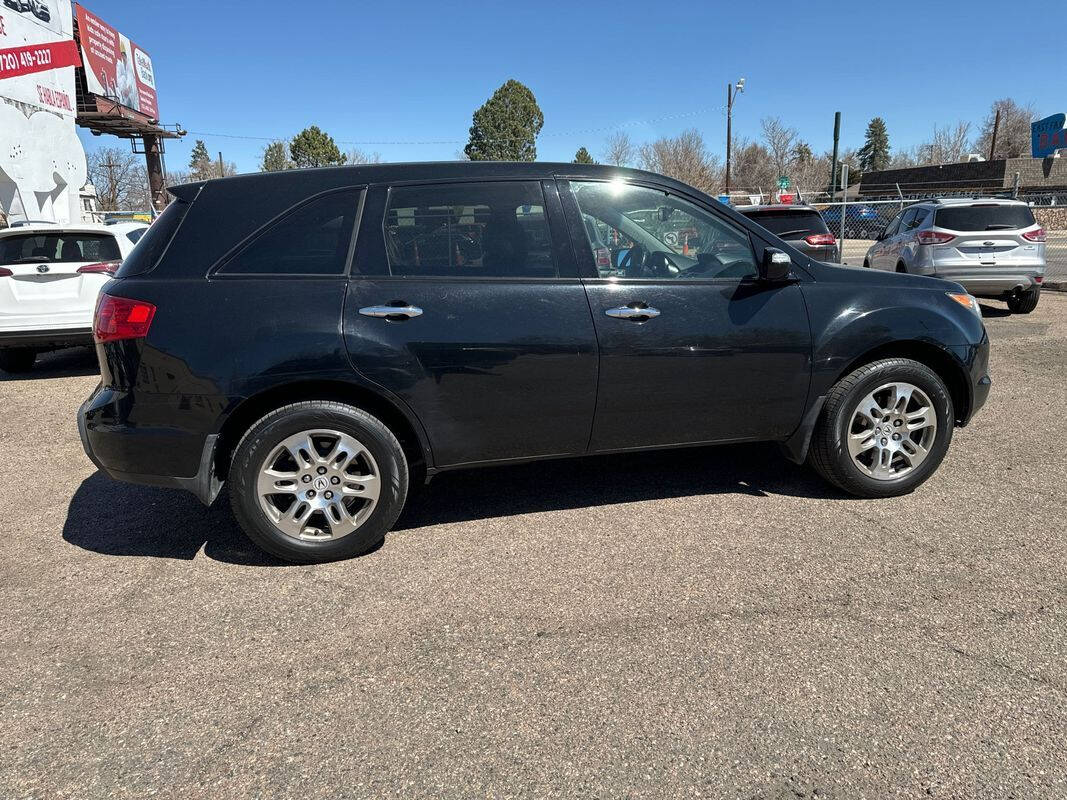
184;106;728;147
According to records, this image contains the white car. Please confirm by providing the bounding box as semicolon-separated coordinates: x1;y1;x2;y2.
0;222;148;372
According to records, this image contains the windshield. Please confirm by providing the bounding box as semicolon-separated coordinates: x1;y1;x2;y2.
0;232;120;264
935;205;1036;232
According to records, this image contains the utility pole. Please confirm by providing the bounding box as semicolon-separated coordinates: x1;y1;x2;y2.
988;108;1001;161
724;77;745;197
217;151;225;179
829;112;841;200
143;134;166;212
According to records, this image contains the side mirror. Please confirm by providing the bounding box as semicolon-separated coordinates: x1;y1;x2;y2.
876;227;887;241
759;248;792;282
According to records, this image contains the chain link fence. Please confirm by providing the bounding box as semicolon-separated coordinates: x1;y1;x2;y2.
729;182;1067;286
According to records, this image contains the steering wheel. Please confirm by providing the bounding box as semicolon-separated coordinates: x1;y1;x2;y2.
645;250;679;278
618;244;647;277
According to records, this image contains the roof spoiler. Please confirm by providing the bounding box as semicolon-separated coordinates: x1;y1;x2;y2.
168;181;205;202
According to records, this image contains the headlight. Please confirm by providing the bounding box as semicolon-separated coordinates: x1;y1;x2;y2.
946;292;982;318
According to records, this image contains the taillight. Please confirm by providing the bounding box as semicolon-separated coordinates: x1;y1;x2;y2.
93;294;156;342
804;233;837;246
1022;228;1046;242
0;267;12;277
77;260;120;275
594;247;611;269
1035;276;1043;284
916;230;955;245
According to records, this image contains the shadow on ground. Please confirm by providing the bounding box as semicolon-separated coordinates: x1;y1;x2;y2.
64;443;843;565
0;346;99;382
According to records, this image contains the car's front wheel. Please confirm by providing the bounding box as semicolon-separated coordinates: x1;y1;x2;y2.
808;358;954;497
1006;288;1040;314
229;401;408;563
0;347;36;374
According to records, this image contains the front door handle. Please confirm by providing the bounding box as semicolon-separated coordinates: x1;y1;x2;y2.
359;304;423;321
605;304;660;321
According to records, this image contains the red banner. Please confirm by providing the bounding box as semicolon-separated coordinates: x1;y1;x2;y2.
74;4;159;119
0;40;81;81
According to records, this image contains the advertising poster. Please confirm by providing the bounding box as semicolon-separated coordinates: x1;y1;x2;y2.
74;3;157;118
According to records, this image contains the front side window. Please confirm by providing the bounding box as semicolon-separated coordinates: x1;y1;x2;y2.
384;182;556;278
570;181;757;279
219;189;360;275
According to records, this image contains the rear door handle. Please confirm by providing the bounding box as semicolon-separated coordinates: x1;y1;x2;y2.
359;305;423;320
605;304;660;321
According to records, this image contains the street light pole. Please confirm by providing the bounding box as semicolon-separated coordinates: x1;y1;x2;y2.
725;77;744;198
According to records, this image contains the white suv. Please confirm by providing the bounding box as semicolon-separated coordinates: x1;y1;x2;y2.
863;198;1046;313
0;222;147;372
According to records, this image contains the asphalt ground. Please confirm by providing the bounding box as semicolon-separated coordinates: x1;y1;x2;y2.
1;293;1065;799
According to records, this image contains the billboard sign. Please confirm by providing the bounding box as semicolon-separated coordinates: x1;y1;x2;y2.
74;3;157;118
1032;114;1066;158
0;2;79;116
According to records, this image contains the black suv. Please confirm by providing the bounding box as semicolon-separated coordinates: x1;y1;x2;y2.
79;162;991;563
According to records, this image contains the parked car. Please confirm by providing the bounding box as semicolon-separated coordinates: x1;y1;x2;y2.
78;163;990;563
0;222;148;372
30;0;49;21
735;203;839;262
863;198;1045;313
820;204;891;240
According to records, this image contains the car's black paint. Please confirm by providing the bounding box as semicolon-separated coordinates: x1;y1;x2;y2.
79;161;990;503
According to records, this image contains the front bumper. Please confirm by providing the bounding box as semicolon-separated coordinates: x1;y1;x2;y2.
78;385;223;505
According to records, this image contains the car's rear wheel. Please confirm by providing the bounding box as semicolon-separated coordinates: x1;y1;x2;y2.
862;259;871;269
229;401;408;563
0;347;36;373
1006;288;1040;314
896;262;908;273
808;358;954;497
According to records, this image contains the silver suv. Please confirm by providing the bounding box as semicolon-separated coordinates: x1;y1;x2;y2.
864;198;1046;313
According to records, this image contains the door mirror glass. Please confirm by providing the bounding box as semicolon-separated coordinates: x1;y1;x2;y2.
876;227;887;241
759;248;792;281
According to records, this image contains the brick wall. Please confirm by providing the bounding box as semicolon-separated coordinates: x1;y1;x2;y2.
1034;207;1067;231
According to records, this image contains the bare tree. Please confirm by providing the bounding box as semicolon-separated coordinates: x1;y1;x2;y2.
602;131;636;167
974;98;1036;159
345;148;383;165
760;117;799;181
637;129;721;193
86;146;149;211
916;122;972;165
790;141;831;196
729;137;776;195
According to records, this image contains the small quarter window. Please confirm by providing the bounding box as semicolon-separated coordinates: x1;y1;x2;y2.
219;190;361;275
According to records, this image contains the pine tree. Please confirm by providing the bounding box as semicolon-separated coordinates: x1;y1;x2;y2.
573;146;595;164
289;126;346;169
260;140;291;172
857;118;891;173
188;139;213;180
464;79;544;161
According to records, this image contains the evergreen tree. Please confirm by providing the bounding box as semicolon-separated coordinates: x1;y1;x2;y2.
573;146;595;164
857;118;891;173
289;126;346;169
260;140;292;172
188;139;213;180
464;79;544;161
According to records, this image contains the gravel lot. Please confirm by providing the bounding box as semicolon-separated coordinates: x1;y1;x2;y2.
2;293;1065;799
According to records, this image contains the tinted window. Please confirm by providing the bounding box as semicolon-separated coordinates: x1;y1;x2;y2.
384;182;556;278
220;190;360;275
883;211;905;238
935;205;1036;231
127;228;146;244
0;232;120;264
741;209;829;239
116;199;189;277
571;180;757;279
902;207;928;232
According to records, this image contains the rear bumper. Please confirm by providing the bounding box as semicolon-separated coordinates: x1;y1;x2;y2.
931;267;1044;298
0;326;92;350
78;385;223;505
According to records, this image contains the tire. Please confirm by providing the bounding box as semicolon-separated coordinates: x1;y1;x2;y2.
1006;288;1040;314
862;259;871;269
808;358;954;498
229;401;408;563
895;262;908;273
0;347;36;373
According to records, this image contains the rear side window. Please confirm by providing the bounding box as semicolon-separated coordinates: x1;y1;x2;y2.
219;190;361;275
384;181;557;278
0;232;120;264
742;210;829;239
126;229;146;244
935;205;1035;232
116;199;189;277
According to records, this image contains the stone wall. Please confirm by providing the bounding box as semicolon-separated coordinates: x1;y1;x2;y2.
1033;207;1067;231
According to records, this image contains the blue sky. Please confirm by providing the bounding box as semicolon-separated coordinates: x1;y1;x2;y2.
76;0;1061;174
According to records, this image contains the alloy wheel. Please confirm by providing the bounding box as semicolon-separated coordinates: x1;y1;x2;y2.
256;429;380;540
846;382;938;480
